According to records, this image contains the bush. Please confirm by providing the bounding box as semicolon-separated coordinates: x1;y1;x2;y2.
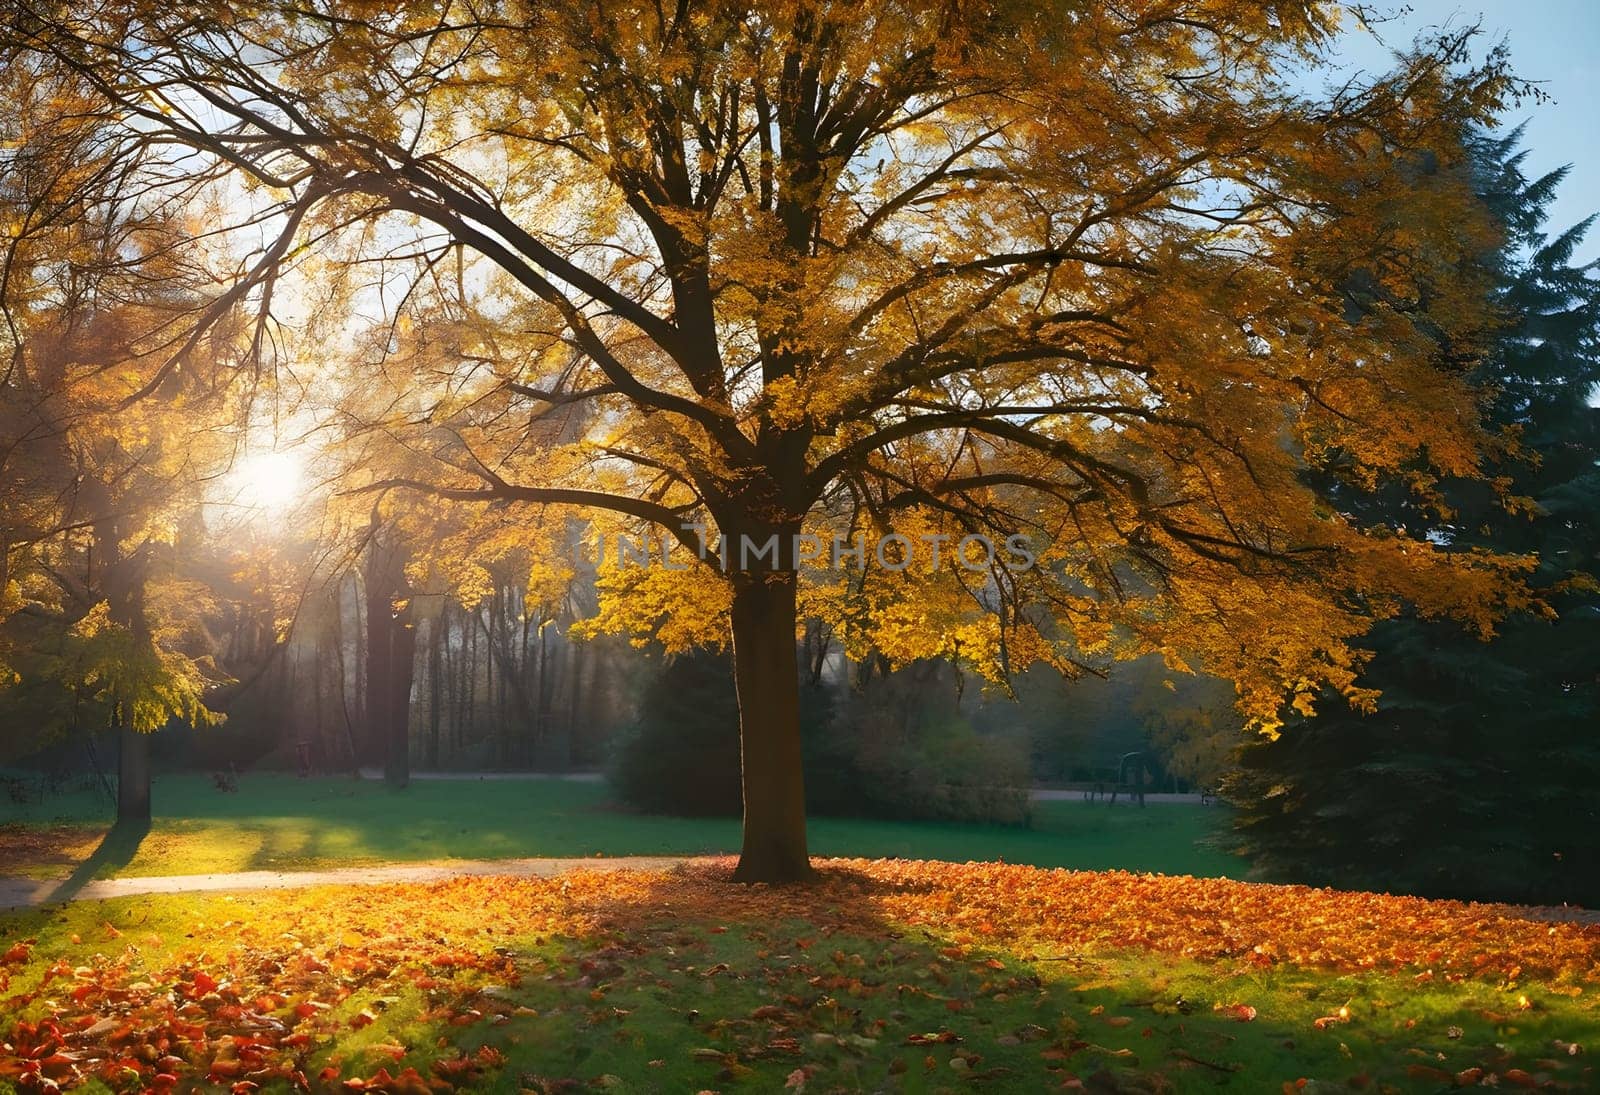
826;685;1033;825
609;651;1031;824
607;649;743;816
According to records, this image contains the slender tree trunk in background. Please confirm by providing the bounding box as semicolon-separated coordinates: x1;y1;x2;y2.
803;620;832;687
474;610;483;742
464;611;477;744
561;639;585;770
441;608;455;755
94;486;153;825
729;571;811;883
362;516;414;788
851;655;871;692
332;582;360;772
81;725;115;806
387;603;416;788
449;607;465;753
456;613;467;747
504;588;518;751
312;639;326;763
363;564;392;770
489;589;502;762
520;595;535;757
427;615;442;769
476;604;492;760
535;621;554;748
474;607;539;754
353;575;367;742
534;611;547;749
280;649;298;756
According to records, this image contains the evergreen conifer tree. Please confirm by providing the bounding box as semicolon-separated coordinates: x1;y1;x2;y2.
1227;128;1600;906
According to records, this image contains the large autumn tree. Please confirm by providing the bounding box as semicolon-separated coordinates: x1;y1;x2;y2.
6;1;1536;879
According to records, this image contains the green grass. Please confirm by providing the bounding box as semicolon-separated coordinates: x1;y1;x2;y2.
0;773;1240;881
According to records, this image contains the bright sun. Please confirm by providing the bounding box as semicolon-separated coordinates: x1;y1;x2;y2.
229;450;305;512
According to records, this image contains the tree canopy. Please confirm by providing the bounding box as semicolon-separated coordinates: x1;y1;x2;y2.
2;1;1543;878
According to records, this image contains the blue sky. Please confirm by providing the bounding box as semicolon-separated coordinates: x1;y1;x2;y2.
1325;1;1600;261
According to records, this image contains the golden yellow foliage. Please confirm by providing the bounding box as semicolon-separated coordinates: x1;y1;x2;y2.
2;0;1550;872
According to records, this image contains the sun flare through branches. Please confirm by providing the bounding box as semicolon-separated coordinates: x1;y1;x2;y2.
224;450;306;515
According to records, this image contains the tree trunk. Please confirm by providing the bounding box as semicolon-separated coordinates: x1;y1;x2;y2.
332;579;361;772
353;574;368;739
729;572;812;882
535;621;554;748
463;610;477;744
117;726;151;822
446;606;461;754
363;558;393;769
362;516;414;787
98;495;152;825
520;594;534;757
386;608;416;788
560;638;585;770
427;614;443;769
491;588;507;765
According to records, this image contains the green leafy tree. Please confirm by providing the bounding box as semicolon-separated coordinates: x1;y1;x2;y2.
0;52;249;817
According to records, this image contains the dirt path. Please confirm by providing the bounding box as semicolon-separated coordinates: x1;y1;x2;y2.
0;855;705;911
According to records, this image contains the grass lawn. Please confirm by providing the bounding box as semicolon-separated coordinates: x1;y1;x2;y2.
0;774;1240;882
0;860;1594;1093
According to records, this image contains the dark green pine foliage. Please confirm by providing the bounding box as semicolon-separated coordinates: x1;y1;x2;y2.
1226;128;1600;907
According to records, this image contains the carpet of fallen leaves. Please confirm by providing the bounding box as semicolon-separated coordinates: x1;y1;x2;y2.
0;858;1595;1093
845;860;1600;981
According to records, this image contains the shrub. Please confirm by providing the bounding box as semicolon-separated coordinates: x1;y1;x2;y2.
609;651;1031;824
829;690;1033;825
607;650;743;816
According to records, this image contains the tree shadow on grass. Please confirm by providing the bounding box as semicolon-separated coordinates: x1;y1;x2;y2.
0;823;107;876
383;861;1598;1093
44;819;150;903
527;864;1265;1090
